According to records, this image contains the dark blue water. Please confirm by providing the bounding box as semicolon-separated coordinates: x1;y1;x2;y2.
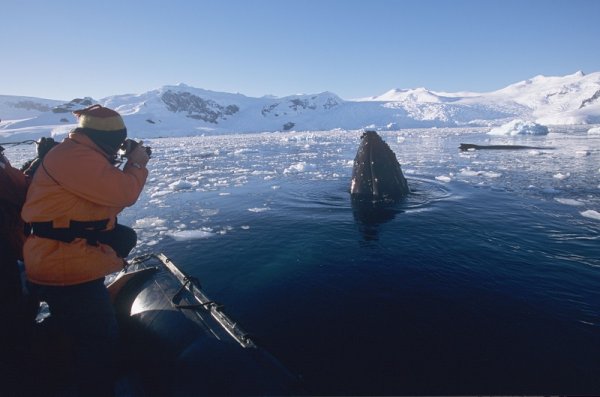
157;177;599;394
7;128;600;394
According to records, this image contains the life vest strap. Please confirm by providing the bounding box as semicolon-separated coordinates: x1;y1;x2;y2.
30;219;110;246
29;220;137;258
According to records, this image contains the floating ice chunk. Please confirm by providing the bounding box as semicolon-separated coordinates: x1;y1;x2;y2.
150;190;171;198
488;119;549;136
481;171;502;178
459;168;480;177
169;179;194;190
435;175;452;182
217;226;234;235
167;228;214;241
553;172;570;180
248;207;270;213
554;198;584;206
458;167;501;178
241;225;250;230
587;126;600;135
575;150;590;157
199;208;220;216
233;148;257;155
284;162;316;174
198;150;219;158
134;217;166;229
251;170;276;176
528;150;541;156
580;210;600;221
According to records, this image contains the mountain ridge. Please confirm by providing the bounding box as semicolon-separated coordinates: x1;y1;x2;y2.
1;71;599;140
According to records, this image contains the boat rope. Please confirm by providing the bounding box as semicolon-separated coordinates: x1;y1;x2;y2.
127;253;256;348
123;253;158;270
171;275;218;309
0;139;37;154
0;139;37;146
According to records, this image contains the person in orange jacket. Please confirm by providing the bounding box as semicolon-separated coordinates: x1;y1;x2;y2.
0;146;29;282
0;145;32;394
1;137;61;395
21;104;150;396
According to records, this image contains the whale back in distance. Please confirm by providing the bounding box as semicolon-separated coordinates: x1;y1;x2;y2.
350;131;409;202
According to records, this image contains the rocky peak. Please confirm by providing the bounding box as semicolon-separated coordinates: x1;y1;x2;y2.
52;97;94;113
161;90;239;124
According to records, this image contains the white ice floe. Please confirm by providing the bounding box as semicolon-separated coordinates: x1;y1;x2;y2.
248;207;270;213
167;228;214;241
169;179;194;190
580;210;600;221
554;198;585;206
459;168;480;177
481;171;502;178
553;172;570;180
488;119;549;136
459;168;502;178
587;126;600;135
435;175;452;183
134;217;167;229
283;162;316;174
150;190;171;198
198;208;220;217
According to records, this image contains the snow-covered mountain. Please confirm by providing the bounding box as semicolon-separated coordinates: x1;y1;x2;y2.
2;71;600;140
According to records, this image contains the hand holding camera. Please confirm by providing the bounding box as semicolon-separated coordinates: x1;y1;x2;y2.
120;139;151;168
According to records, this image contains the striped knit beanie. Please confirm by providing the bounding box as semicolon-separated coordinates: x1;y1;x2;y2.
73;104;127;155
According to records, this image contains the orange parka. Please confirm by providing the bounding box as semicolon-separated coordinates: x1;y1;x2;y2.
21;132;148;286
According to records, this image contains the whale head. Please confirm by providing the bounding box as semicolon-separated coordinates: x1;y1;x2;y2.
350;130;409;203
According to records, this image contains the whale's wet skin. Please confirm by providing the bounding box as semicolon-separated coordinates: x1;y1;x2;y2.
6;128;600;394
350;130;410;202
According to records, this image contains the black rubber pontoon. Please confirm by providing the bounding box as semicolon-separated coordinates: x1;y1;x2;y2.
112;253;301;396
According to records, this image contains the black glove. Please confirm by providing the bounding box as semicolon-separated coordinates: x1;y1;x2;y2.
36;137;58;158
21;137;59;177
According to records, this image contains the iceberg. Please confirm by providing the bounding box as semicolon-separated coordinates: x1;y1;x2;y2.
488;119;549;136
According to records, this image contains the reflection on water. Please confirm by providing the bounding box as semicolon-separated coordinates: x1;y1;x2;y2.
351;177;452;240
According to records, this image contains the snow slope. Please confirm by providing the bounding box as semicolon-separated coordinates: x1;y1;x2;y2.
1;71;600;140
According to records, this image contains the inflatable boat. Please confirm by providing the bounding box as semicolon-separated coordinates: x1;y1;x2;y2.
29;253;302;396
113;253;302;395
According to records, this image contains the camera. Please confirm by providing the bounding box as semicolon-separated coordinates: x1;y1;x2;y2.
119;139;152;158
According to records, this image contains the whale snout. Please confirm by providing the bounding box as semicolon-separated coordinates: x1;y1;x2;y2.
350;131;409;202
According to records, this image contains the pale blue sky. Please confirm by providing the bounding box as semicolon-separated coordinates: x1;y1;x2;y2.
2;0;599;100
